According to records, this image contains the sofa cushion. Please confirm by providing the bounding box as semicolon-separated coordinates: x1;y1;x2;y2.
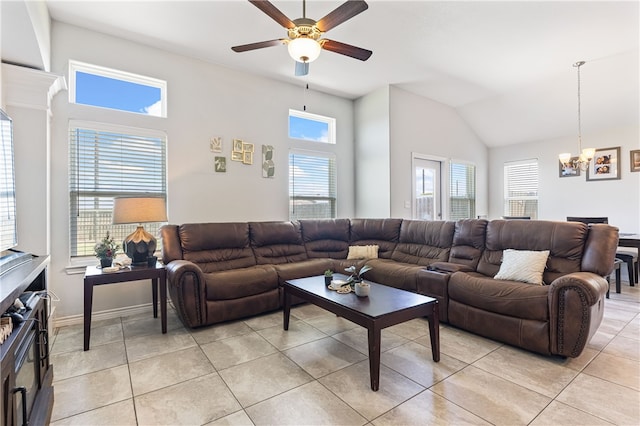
274;259;334;284
350;218;402;259
250;221;308;264
448;272;549;321
390;220;454;266
300;219;350;259
363;259;421;292
494;249;550;285
449;219;487;268
204;265;279;300
179;223;256;272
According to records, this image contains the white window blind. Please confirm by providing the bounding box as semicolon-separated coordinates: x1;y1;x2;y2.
289;150;337;220
0;111;17;251
504;159;538;219
450;162;476;220
69;122;167;257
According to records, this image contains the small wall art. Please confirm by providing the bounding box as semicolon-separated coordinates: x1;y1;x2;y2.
214;156;226;172
231;139;254;165
559;157;580;177
586;146;621;181
210;137;222;153
262;145;275;178
631;149;640;173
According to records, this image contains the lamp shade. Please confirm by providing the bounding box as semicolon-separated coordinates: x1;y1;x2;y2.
112;197;167;224
288;37;321;63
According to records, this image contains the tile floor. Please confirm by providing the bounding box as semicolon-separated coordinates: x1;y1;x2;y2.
50;282;639;425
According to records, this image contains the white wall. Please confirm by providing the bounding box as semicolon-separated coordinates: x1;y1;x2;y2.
48;22;355;320
388;86;489;219
354;86;391;217
489;125;640;232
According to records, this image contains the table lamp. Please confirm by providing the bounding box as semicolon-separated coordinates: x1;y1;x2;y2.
112;197;167;266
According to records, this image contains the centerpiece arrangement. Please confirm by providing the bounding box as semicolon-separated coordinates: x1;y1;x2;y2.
328;265;372;296
94;231;119;268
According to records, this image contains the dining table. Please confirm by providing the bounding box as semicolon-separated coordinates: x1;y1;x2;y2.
618;233;640;249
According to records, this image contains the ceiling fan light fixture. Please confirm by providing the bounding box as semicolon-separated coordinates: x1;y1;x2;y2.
288;37;321;63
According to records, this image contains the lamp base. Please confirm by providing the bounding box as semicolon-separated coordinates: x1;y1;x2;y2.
123;226;157;266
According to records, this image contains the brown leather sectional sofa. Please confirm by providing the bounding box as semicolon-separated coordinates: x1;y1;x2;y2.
161;218;618;358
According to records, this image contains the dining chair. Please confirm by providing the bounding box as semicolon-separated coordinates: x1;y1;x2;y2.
567;217;638;285
501;216;531;220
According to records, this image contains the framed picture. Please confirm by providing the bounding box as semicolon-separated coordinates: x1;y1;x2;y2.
242;151;253;165
210;137;222;153
631;149;640;173
586;147;621;181
243;142;254;153
233;139;244;153
262;145;274;178
214;156;226;172
559;157;580;177
231;151;243;162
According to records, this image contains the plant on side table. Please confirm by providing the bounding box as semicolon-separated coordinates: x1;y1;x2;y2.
95;231;120;268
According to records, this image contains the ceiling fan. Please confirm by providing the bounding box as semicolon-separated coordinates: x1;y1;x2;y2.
231;0;372;76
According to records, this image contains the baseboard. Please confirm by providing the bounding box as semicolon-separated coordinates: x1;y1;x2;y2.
52;302;158;328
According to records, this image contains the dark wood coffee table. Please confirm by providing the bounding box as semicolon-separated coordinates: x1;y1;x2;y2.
283;274;439;391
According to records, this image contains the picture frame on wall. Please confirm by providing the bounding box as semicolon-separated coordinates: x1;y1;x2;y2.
586;146;621;181
559;157;580;177
631;149;640;173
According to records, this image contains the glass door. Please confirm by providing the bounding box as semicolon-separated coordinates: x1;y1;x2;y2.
413;157;442;220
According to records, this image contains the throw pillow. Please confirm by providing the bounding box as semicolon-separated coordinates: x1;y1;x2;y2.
347;245;379;260
494;249;550;285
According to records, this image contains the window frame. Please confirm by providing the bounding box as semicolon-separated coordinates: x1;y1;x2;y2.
288;109;336;144
288;149;337;220
69;60;167;117
449;161;476;220
503;158;539;219
68;120;168;261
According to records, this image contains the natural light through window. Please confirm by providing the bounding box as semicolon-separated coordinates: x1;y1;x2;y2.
69;60;167;117
288;109;335;143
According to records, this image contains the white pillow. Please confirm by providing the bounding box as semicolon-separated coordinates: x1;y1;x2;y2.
494;249;550;285
347;245;379;260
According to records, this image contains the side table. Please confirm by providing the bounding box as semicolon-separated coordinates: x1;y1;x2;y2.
83;262;167;350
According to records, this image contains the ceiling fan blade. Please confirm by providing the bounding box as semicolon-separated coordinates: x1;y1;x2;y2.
316;0;368;32
295;61;309;76
321;39;372;61
231;39;285;52
248;0;295;29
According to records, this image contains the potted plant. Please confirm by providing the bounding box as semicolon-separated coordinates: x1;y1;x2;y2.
95;231;119;268
324;269;334;286
345;264;372;297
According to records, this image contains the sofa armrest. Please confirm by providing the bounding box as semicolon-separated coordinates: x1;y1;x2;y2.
548;272;608;357
428;262;475;273
166;260;207;328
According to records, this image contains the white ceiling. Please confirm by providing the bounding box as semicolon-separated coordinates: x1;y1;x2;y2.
3;0;639;147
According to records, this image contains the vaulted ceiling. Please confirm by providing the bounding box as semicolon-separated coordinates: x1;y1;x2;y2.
3;0;639;147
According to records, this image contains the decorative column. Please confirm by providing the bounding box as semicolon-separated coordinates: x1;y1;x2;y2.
2;63;66;255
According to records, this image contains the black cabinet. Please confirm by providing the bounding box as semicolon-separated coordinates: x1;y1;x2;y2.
0;256;53;426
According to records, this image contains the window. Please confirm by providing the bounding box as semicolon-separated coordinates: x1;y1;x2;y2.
449;162;476;220
288;109;335;143
69;122;167;257
504;159;538;219
69;60;167;117
289;150;336;220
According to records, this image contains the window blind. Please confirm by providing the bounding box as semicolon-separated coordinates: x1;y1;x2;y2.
289;150;337;220
0;113;17;251
449;162;476;220
504;159;538;219
69;122;167;257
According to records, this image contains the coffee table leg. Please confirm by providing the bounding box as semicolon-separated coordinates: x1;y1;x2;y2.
283;287;291;331
428;303;440;362
368;324;381;391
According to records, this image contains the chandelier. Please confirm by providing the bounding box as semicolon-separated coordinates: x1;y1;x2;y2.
559;61;595;172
